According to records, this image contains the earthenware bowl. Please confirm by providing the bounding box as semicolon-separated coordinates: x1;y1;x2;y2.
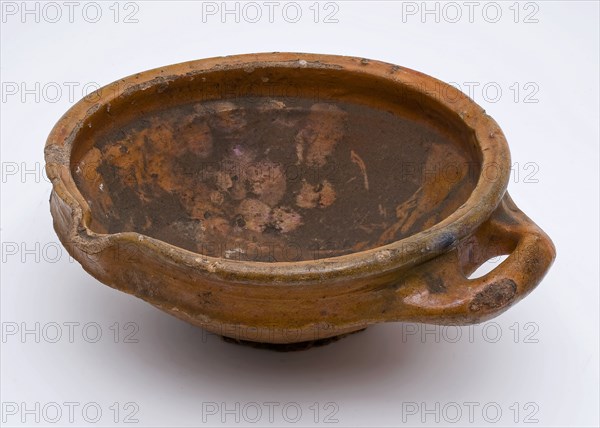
45;53;555;348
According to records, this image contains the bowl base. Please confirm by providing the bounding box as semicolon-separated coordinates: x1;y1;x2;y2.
220;328;367;352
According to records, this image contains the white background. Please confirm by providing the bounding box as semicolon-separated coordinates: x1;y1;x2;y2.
1;1;598;427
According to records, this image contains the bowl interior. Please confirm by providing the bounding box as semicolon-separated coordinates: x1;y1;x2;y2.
71;65;481;262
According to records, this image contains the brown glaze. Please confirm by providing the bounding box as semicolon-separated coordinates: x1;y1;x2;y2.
45;53;555;346
73;97;477;262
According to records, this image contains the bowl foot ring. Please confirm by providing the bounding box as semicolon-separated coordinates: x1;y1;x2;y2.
220;328;367;352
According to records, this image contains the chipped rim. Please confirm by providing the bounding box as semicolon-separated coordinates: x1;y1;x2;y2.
44;52;511;284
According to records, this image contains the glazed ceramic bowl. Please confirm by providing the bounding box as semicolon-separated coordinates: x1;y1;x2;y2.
45;53;555;347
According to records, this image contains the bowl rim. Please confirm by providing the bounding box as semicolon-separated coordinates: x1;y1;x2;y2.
45;52;511;284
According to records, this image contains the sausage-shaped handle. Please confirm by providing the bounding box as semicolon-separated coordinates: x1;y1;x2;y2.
393;193;556;324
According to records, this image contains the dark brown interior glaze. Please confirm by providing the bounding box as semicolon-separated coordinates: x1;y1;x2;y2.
71;67;481;262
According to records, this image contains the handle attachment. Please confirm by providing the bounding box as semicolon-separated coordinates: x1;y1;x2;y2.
394;193;556;324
